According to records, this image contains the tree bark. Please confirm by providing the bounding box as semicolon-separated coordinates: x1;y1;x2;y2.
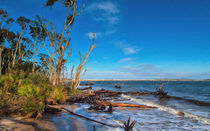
0;47;2;76
96;101;156;109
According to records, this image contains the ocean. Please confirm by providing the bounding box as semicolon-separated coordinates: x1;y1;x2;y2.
46;81;210;131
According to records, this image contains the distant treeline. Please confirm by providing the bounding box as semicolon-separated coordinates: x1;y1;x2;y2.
79;79;210;82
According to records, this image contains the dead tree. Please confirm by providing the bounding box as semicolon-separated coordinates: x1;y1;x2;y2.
44;0;84;86
123;116;136;131
69;35;97;90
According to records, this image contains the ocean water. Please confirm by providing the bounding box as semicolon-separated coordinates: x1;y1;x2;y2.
48;81;210;131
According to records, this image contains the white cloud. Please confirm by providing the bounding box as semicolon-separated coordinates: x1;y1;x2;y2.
86;32;100;39
113;40;142;55
84;69;210;80
120;64;162;73
123;47;141;55
75;62;210;80
104;29;116;36
86;29;116;39
118;57;133;63
86;1;120;25
86;1;119;14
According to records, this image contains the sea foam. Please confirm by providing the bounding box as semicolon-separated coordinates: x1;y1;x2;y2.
121;94;210;125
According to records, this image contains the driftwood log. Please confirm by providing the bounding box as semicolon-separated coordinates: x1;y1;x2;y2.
94;89;154;96
96;101;156;109
47;105;123;128
65;89;156;111
78;86;92;90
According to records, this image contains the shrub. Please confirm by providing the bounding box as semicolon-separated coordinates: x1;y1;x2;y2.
49;86;66;104
0;74;17;93
0;74;18;108
17;77;50;117
68;89;83;95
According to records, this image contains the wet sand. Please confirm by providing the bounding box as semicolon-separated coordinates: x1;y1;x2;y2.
0;104;96;131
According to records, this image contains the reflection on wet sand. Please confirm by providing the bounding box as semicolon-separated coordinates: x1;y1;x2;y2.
0;117;56;131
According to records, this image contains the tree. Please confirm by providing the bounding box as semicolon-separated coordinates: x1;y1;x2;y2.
15;16;32;63
70;35;97;90
44;0;84;85
0;9;14;75
38;53;50;76
29;16;47;72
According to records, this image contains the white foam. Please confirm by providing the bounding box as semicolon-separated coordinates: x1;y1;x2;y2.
121;94;210;125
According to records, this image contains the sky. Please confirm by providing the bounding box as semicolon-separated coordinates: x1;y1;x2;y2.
1;0;210;80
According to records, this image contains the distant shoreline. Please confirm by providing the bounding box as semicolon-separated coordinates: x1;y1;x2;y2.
80;79;210;82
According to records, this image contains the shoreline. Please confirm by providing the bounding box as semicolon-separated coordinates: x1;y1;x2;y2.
80;79;210;82
1;84;210;130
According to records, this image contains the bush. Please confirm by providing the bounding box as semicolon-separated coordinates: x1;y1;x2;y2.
0;70;81;118
0;74;18;108
49;86;66;104
68;89;83;95
0;72;50;117
0;74;17;93
17;75;50;117
21;97;45;118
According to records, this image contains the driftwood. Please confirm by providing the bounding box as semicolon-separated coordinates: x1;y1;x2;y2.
94;89;154;95
44;105;62;114
114;83;124;89
94;89;153;97
88;104;106;111
124;116;136;131
47;105;122;128
155;83;168;97
114;84;121;89
80;82;94;86
65;89;156;111
78;86;92;90
89;103;113;113
96;101;156;109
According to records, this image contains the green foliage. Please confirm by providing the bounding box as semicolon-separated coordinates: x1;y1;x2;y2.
0;74;17;108
0;70;71;117
22;97;45;118
16;73;50;117
18;83;48;99
0;74;16;91
0;72;50;117
68;89;83;95
49;86;66;104
0;2;91;117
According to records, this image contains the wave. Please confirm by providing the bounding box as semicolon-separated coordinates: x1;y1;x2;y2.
168;95;210;106
121;94;210;125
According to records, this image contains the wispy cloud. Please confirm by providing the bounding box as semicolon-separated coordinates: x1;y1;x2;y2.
86;32;100;39
113;40;142;55
84;65;210;80
123;47;141;55
86;29;116;39
86;1;120;25
86;1;119;14
120;64;162;73
118;57;133;63
84;70;133;80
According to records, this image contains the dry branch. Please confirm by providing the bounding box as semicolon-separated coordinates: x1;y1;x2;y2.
96;101;156;109
47;105;123;128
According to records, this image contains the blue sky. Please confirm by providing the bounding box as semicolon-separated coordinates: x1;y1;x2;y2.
1;0;210;79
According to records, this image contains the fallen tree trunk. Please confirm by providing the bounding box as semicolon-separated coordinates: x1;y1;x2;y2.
96;101;156;109
94;89;154;96
47;105;123;128
78;86;92;90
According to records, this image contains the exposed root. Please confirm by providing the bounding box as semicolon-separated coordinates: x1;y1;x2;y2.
123;116;136;131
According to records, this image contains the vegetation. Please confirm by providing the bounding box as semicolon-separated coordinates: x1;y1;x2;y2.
0;0;96;118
